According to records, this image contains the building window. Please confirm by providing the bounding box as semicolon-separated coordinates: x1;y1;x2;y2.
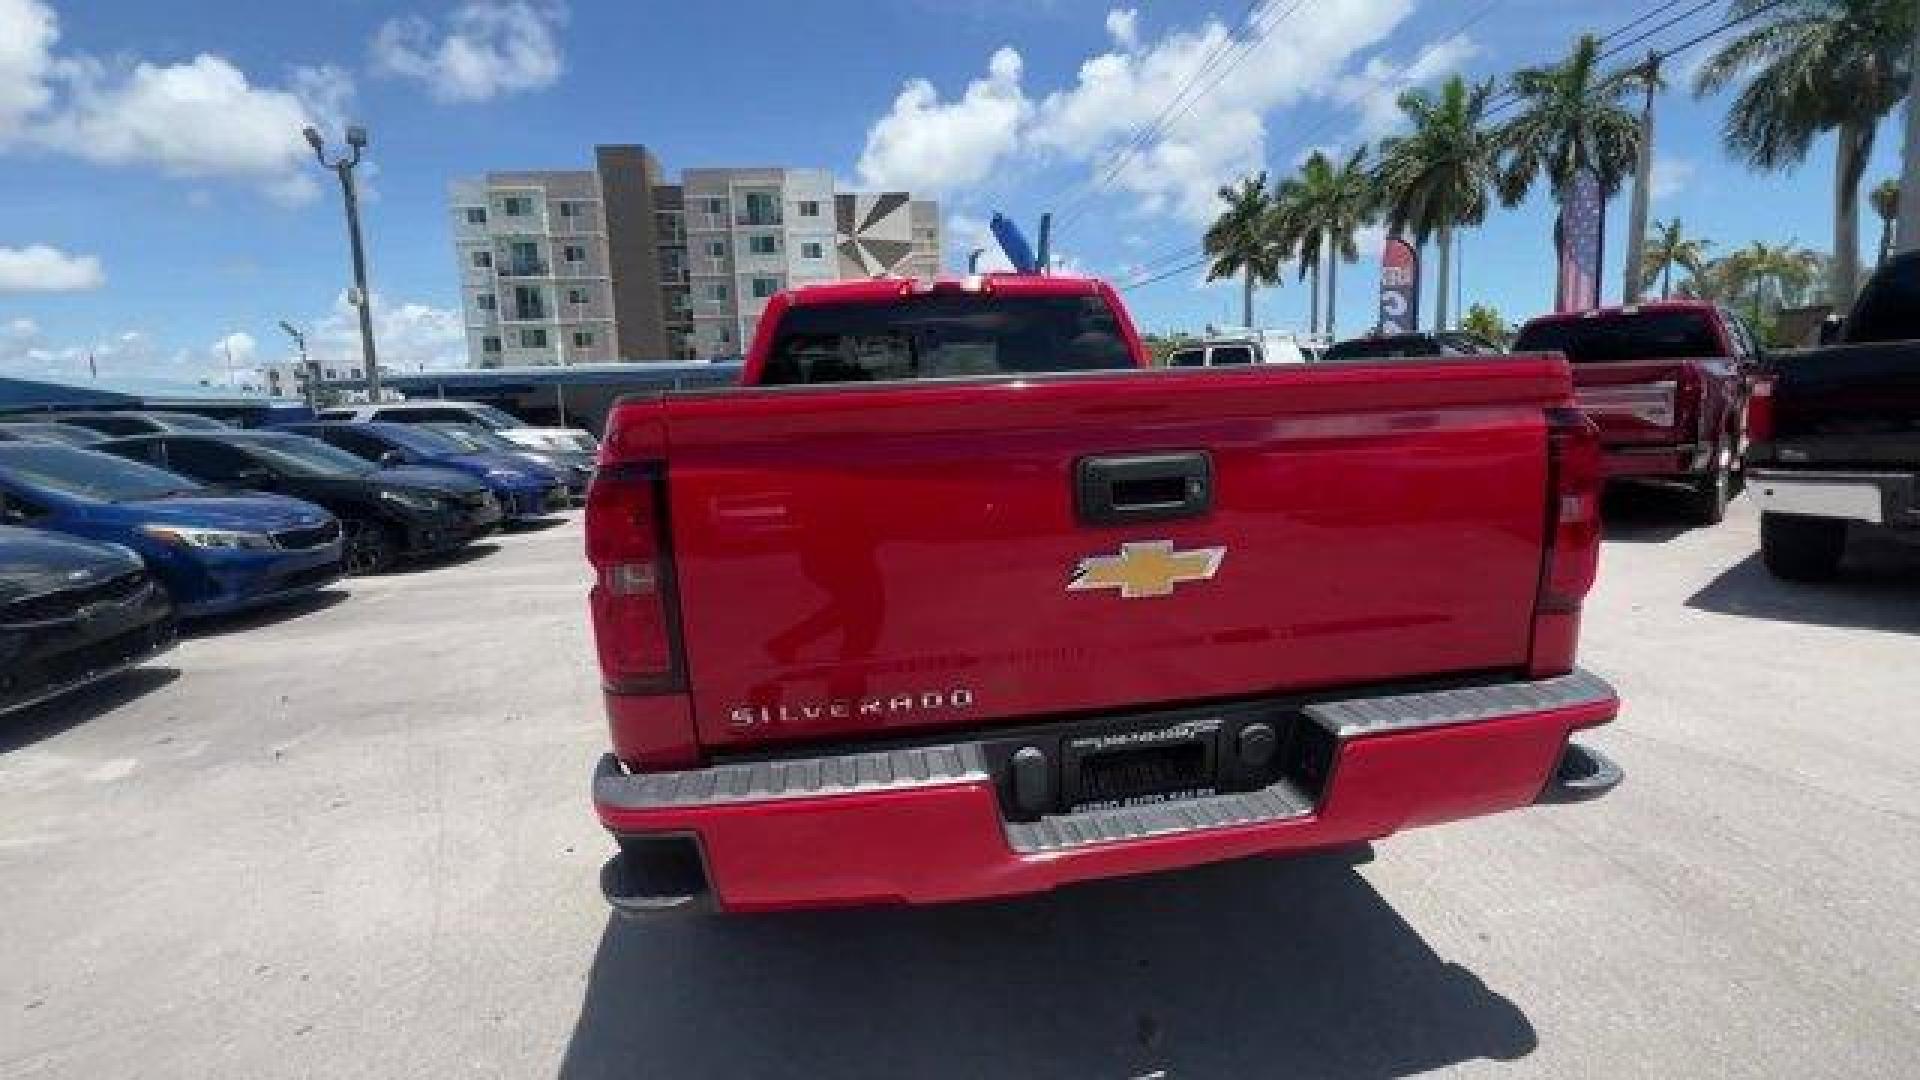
512;285;546;320
508;241;543;276
739;191;780;226
471;251;492;268
563;244;586;263
476;293;497;310
705;240;726;259
559;201;579;217
798;200;820;218
801;241;824;260
325;368;338;378
748;234;778;255
464;207;487;224
751;276;780;298
719;328;731;344
705;281;729;302
502;196;533;216
572;331;594;349
519;327;548;349
700;197;725;215
482;336;501;353
567;287;588;304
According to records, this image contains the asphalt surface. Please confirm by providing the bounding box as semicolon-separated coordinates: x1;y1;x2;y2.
3;493;1918;1079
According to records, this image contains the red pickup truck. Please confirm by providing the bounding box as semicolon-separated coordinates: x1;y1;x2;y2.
587;274;1621;913
1513;301;1759;524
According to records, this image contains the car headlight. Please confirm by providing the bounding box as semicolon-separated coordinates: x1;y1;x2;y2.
378;488;441;512
140;525;277;550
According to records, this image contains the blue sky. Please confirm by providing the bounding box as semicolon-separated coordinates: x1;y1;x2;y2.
0;0;1907;382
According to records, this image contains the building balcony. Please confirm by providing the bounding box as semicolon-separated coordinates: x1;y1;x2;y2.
499;262;550;278
735;211;783;227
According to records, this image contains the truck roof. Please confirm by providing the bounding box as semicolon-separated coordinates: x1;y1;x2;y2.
1521;300;1720;326
781;274;1106;306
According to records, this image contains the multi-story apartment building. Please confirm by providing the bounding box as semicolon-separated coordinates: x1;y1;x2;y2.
450;147;939;366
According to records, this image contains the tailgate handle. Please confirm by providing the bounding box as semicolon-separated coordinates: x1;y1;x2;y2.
1076;452;1213;525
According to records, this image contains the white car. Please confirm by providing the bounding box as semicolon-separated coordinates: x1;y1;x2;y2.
318;401;598;455
1166;330;1325;368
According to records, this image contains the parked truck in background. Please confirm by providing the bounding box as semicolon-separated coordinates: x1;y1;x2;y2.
1513;301;1758;525
586;273;1622;913
1746;250;1920;580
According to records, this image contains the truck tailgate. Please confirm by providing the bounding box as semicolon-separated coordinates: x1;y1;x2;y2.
1765;341;1920;465
655;360;1569;751
1572;360;1695;444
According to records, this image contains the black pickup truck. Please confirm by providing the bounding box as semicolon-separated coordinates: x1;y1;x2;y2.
1747;250;1920;579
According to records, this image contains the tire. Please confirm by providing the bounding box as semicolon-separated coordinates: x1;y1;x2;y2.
1760;512;1847;581
342;518;401;576
1687;444;1733;526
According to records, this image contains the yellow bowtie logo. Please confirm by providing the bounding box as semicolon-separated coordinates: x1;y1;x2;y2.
1068;541;1226;599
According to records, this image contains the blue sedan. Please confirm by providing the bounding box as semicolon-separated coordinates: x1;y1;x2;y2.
0;443;344;618
276;422;569;523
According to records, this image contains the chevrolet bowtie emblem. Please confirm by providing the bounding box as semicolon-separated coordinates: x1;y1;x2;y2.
1068;541;1225;599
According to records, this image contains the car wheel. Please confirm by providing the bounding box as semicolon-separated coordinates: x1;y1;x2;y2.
1688;444;1733;526
1760;512;1846;581
342;518;400;576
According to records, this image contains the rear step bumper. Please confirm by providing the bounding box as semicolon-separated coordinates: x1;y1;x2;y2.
595;670;1619;913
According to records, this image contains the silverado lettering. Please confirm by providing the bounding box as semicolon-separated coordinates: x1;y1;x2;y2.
586;273;1623;914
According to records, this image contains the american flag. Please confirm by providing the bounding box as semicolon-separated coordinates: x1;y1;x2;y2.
1557;170;1605;313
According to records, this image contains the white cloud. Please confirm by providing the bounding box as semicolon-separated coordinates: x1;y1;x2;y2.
1651;155;1695;201
0;0;358;203
311;292;468;373
372;0;566;104
0;243;103;291
856;46;1030;194
0;323;212;383
210;331;258;366
1331;33;1479;141
1106;9;1140;51
1024;0;1419;222
0;0;56;138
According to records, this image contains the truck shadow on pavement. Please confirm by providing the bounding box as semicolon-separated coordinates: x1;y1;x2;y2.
1601;485;1703;543
1687;543;1920;634
559;852;1536;1080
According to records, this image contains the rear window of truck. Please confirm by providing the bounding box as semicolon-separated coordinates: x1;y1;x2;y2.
759;294;1135;385
1513;312;1721;363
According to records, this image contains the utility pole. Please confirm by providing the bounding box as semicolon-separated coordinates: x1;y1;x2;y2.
304;124;381;401
1898;15;1920;255
279;321;318;410
1623;51;1662;304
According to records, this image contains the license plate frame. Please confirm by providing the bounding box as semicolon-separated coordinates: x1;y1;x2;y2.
1061;717;1221;812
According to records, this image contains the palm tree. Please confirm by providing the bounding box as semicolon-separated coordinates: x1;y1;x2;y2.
1724;240;1824;321
1203;172;1284;328
1494;34;1643;210
1694;0;1915;306
1274;148;1376;339
1870;177;1900;265
1640;218;1711;298
1375;75;1499;331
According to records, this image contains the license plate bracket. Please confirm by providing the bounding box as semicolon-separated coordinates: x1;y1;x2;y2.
1061;718;1221;812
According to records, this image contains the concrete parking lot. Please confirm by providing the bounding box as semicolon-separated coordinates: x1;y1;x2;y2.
4;494;1918;1079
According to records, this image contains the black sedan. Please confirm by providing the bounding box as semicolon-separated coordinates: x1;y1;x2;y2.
1;526;176;716
95;432;503;575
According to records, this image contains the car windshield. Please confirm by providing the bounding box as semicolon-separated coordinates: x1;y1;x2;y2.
426;423;517;453
761;294;1135;384
236;434;377;478
1512;311;1723;363
371;425;467;455
0;444;201;502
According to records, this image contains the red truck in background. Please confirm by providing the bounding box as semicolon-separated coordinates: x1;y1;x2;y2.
586;273;1621;914
1513;301;1759;524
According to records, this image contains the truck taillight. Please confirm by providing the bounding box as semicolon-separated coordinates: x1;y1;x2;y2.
1531;407;1603;677
1674;363;1703;436
1747;376;1775;443
586;463;682;693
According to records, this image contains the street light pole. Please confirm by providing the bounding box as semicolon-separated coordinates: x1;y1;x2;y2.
279;320;317;410
304;124;382;402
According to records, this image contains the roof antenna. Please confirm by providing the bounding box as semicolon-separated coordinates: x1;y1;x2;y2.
1035;213;1052;274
